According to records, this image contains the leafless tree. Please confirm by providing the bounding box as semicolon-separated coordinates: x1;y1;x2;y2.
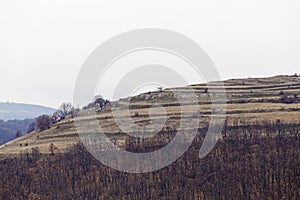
60;102;73;116
35;115;50;131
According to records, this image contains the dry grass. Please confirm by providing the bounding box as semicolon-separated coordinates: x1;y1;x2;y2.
1;75;300;156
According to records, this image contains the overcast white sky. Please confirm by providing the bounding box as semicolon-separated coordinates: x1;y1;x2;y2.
0;0;299;108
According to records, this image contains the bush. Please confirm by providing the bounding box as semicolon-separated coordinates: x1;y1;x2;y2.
280;93;295;104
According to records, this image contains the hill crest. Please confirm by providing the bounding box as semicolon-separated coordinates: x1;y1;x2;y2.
1;75;299;156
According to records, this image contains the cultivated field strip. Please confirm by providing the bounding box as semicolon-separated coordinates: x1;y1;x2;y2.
0;75;299;154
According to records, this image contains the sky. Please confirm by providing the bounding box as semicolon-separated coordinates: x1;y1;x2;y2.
0;0;299;108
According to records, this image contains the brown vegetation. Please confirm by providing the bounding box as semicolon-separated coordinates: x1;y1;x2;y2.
0;121;299;199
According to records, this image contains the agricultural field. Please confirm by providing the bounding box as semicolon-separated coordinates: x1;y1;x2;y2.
0;75;299;156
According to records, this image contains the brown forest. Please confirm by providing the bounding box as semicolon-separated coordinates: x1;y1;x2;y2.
0;120;299;200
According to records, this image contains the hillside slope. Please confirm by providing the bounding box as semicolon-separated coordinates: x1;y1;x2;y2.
0;75;299;156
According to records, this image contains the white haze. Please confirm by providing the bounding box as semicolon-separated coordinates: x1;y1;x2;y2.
0;0;299;108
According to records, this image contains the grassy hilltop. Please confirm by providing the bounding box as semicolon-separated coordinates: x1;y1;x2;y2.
1;75;299;155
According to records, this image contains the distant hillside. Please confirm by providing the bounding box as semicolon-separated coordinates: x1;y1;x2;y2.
0;119;34;145
0;102;55;121
0;103;56;145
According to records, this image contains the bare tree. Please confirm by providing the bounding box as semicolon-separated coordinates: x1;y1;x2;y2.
35;115;50;131
60;102;73;116
83;95;107;110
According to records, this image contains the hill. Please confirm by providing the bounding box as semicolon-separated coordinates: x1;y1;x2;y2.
0;102;55;121
0;75;299;199
0;119;34;145
0;103;56;145
0;75;299;155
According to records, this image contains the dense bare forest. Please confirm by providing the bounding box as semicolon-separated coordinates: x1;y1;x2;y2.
0;120;299;200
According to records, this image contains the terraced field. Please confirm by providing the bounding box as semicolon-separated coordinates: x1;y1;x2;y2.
1;75;299;156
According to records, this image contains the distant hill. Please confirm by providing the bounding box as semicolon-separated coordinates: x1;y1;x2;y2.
0;102;56;121
0;119;34;145
0;103;56;145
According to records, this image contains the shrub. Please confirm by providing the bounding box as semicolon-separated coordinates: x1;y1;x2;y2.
280;94;295;104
